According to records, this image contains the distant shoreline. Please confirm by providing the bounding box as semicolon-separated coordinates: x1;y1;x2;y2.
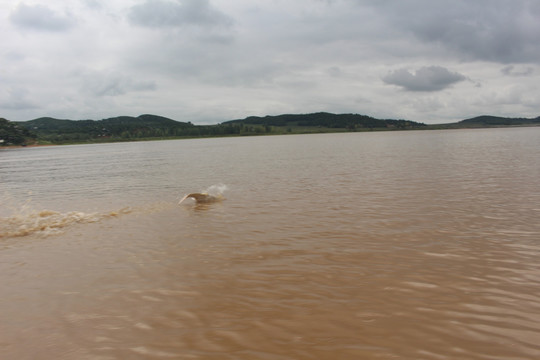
2;112;539;148
0;143;56;149
2;122;539;149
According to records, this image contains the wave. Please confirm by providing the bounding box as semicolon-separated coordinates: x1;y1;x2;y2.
0;207;133;238
1;184;228;238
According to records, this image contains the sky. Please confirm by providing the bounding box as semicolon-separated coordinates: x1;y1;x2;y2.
1;0;539;124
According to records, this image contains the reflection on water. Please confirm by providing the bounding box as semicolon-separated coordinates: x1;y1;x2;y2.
1;128;540;359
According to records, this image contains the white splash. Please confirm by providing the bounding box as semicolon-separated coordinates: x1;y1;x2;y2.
205;183;228;196
178;184;228;205
0;198;133;238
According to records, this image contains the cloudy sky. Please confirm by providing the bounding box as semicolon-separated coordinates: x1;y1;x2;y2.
1;0;539;124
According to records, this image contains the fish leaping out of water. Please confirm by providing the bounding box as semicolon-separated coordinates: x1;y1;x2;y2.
178;192;223;205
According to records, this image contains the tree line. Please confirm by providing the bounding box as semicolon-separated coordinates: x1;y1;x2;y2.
0;118;36;145
2;112;426;145
6;112;535;146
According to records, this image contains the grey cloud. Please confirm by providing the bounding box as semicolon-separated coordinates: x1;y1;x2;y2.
327;67;342;77
82;0;103;10
367;0;540;64
3;0;540;124
9;3;75;31
383;66;467;92
128;0;233;28
80;71;157;97
501;65;534;77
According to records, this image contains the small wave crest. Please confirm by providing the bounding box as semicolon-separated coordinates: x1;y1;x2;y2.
0;207;133;238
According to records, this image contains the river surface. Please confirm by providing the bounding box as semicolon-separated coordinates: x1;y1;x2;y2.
1;128;539;359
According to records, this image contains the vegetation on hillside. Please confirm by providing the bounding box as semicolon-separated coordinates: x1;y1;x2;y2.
225;112;424;130
458;115;540;126
0;118;36;146
3;112;538;146
12;112;426;144
15;114;195;143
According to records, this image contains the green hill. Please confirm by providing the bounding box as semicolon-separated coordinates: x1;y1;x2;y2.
13;112;427;144
16;114;194;143
0;118;36;146
225;112;425;129
458;115;540;126
7;112;539;146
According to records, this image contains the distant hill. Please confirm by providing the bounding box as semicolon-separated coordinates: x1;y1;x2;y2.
224;112;426;129
16;114;195;143
458;115;540;126
6;112;539;145
12;112;427;144
19;114;192;133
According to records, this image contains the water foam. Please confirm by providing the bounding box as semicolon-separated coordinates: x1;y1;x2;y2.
205;183;229;196
178;184;229;205
0;206;132;238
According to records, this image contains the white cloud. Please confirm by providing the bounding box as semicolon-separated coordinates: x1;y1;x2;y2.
0;87;39;110
1;0;539;124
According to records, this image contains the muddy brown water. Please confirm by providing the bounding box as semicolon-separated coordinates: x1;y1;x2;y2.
1;128;539;359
